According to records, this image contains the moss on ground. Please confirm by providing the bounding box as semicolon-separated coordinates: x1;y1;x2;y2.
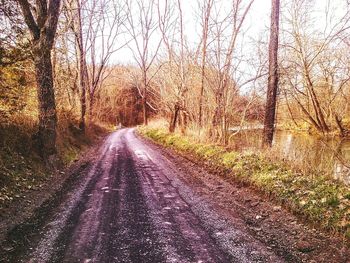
139;127;350;239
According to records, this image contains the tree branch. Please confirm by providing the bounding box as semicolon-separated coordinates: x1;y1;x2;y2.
16;0;40;40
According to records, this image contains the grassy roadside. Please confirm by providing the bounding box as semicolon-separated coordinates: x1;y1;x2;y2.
0;118;110;208
139;126;350;239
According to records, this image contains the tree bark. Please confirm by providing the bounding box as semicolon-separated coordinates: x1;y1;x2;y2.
73;0;87;131
79;73;87;130
335;114;346;137
211;86;224;142
33;45;57;156
198;0;212;128
180;110;187;134
142;95;148;125
262;0;280;147
89;94;95;121
142;74;148;125
17;0;61;157
169;104;180;133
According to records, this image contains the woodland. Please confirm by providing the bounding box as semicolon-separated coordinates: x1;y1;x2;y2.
1;0;350;207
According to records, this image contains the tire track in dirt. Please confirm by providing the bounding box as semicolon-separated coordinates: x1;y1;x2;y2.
1;128;306;262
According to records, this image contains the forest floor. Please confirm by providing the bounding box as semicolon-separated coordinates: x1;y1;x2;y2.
0;128;349;262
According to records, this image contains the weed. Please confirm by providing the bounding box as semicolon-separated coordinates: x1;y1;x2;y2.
139;127;350;239
0;113;109;208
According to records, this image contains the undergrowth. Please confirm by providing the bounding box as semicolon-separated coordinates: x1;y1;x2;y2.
139;127;350;240
0;114;109;208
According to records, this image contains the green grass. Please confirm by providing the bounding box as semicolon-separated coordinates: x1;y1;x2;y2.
139;127;350;239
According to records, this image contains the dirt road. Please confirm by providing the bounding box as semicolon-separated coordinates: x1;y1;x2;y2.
1;128;349;262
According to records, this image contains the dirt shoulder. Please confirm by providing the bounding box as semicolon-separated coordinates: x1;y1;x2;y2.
138;132;350;263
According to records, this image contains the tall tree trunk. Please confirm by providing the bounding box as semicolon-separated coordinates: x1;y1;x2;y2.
262;0;280;147
180;110;187;134
74;0;87;131
76;38;87;131
169;104;180;133
212;87;224;142
306;79;329;132
198;79;205;127
143;75;148;125
222;113;228;145
335;114;346;137
33;46;57;156
16;0;61;158
142;96;148;125
79;76;87;130
89;94;95;121
198;0;212;128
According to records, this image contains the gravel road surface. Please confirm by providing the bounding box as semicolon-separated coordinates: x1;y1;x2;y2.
1;128;349;263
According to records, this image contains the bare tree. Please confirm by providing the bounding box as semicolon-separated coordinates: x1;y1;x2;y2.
157;0;190;133
262;0;280;146
280;0;350;136
125;0;162;125
52;26;80;114
16;0;61;158
206;0;255;143
64;0;88;130
198;0;213;128
65;0;125;125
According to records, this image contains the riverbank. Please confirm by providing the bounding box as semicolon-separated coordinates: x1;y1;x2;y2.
227;128;350;185
139;127;350;240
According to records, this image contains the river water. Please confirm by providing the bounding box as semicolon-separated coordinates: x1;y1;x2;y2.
228;130;350;184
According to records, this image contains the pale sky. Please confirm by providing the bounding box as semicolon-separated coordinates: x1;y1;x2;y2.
112;0;272;65
109;0;349;91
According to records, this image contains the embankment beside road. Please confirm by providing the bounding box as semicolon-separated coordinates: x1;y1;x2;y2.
139;127;350;240
0;118;109;212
